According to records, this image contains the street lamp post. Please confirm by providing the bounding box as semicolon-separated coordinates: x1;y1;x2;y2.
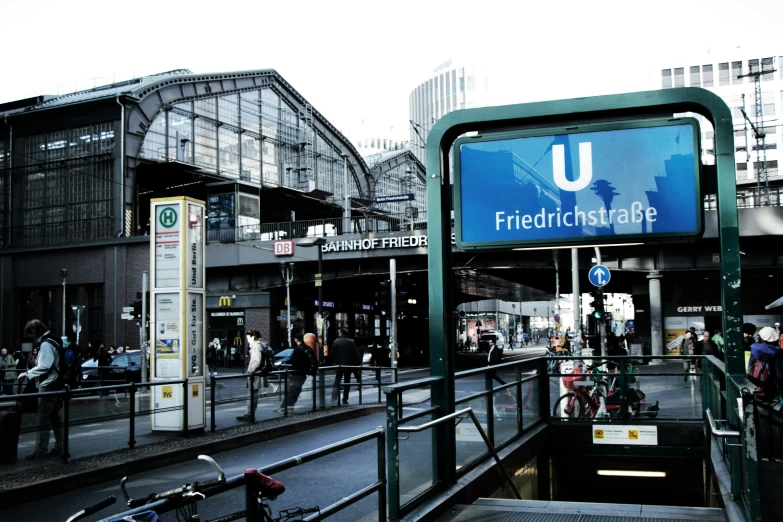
280;262;295;348
60;269;69;338
297;236;327;362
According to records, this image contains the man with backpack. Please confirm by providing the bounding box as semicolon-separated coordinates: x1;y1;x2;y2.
16;319;67;460
274;335;318;413
236;329;274;422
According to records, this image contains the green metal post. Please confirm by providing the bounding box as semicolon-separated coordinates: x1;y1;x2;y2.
425;125;456;487
741;394;762;521
386;391;400;521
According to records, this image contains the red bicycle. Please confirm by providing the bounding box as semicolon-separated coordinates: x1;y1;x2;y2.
552;363;656;419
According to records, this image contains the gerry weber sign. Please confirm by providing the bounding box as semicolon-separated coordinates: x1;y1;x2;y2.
453;118;703;250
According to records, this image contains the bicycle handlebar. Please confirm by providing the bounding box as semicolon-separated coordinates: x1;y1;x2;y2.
65;496;116;522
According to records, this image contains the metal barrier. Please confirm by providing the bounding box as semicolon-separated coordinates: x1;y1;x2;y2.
6;379;187;463
97;428;387;522
208;364;398;431
383;356;544;519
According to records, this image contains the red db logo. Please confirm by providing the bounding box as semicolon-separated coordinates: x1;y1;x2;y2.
274;240;294;256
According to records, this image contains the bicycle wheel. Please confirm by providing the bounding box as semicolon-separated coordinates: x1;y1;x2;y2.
630;390;646;419
552;392;583;418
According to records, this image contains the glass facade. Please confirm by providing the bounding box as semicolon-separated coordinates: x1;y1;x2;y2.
17;123;115;246
139;87;360;197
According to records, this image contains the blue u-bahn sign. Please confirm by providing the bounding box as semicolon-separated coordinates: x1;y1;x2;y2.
453;118;703;249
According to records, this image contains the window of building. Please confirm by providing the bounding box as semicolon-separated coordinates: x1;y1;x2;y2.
749;58;759;75
761;57;774;81
690;66;700;86
734;129;746;139
762;91;775;116
737;162;747;171
718;63;730;86
661;69;672;88
731;61;743;84
702;64;714;87
673;68;684;87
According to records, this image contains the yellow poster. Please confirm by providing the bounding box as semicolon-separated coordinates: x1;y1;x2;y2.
663;317;688;355
162;385;173;399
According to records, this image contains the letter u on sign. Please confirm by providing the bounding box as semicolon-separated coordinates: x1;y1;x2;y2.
274;240;294;256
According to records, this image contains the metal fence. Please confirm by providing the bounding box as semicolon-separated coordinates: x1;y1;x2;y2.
206;212;428;244
0;364;396;466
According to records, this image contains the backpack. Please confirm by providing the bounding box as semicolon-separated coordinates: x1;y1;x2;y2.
42;336;80;390
255;342;275;376
747;342;777;399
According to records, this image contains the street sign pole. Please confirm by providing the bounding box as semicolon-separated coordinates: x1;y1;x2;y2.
390;258;398;369
141;270;148;383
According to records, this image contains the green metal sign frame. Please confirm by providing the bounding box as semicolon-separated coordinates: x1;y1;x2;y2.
452;117;704;250
425;87;747;497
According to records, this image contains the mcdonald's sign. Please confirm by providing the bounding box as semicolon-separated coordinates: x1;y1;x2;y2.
218;296;232;307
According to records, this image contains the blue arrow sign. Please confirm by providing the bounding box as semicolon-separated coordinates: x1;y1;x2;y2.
588;265;611;287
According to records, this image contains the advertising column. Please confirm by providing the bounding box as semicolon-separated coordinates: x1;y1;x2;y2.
150;197;206;432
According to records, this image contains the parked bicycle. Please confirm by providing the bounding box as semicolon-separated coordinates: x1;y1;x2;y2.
65;455;320;522
552;362;658;419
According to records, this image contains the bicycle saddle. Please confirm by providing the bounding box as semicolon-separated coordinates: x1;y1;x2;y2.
244;470;286;497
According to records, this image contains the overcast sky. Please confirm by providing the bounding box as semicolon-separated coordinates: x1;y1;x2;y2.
1;0;781;140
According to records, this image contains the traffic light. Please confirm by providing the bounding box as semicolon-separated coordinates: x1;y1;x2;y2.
396;279;408;307
589;290;604;320
375;280;391;313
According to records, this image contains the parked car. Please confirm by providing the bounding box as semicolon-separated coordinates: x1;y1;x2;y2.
81;351;143;387
273;348;293;369
477;332;506;353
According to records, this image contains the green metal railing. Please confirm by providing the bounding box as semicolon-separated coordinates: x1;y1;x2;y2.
701;355;761;522
384;354;765;521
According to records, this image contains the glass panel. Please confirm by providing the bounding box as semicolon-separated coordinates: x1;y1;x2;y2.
731;61;743;84
702;64;713;87
455;396;489;470
398;414;436;507
689;65;700;86
194;118;217;170
493;387;518;445
661;69;672;89
673;67;684;87
240;135;261;183
718;62;730;86
240;90;261;135
168;110;193;163
218;94;239;126
521;378;540;429
140;112;167;161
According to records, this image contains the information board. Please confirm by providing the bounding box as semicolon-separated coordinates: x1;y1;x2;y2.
454;119;702;249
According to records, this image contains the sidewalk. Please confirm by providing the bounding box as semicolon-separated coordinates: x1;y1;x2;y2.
0;399;385;508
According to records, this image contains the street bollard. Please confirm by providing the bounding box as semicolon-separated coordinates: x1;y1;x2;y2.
62;388;71;464
377;428;387;522
376;368;382;403
282;371;289;417
210;374;216;432
129;382;136;449
249;375;255;424
318;368;326;409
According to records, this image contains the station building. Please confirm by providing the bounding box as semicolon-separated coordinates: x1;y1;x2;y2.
0;69;425;353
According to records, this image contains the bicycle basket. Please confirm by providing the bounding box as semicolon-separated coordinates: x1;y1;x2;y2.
561;367;582;391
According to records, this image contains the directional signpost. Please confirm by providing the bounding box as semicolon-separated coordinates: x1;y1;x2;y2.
588;265;611;288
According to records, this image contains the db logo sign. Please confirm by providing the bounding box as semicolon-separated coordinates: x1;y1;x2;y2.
274;240;294;256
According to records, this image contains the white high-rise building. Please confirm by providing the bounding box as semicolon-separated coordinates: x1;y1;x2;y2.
409;59;489;163
657;47;783;205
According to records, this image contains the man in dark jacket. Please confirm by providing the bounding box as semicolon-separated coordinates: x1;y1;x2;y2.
680;331;695;381
274;335;318;413
331;328;359;405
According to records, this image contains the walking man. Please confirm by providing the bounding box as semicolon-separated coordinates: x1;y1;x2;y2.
488;339;506;385
275;335;318;413
237;329;271;422
331;328;360;405
680;330;695;381
17;320;64;460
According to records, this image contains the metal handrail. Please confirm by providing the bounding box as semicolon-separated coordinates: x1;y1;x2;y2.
706;408;741;438
399;407;521;501
99;428;387;522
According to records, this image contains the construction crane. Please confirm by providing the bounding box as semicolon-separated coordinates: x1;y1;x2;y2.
738;60;777;206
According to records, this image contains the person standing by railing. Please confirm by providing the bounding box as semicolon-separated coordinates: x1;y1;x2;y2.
331;328;359;405
1;348;17;395
16;319;64;460
237;329;271;422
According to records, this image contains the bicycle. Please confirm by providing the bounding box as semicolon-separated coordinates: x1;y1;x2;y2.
552;362;656;419
65;455;320;522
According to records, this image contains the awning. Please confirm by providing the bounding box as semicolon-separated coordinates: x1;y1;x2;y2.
765;295;783;310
